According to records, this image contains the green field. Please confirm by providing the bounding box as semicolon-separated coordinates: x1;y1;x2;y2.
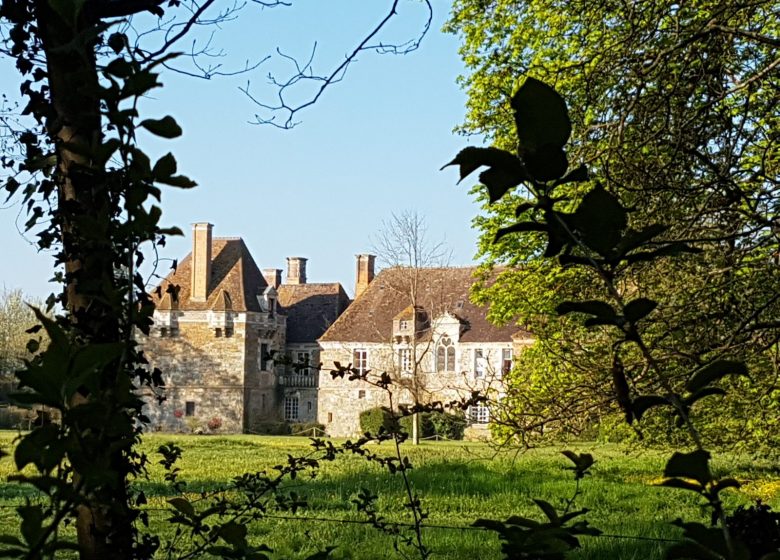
0;432;777;559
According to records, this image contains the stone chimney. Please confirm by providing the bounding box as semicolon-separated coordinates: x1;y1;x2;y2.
286;257;307;285
262;268;282;289
190;222;213;302
355;254;375;299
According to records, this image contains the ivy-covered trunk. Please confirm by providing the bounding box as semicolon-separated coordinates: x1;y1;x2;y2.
35;1;135;556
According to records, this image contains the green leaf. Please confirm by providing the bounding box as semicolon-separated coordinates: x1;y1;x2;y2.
524;144;569;182
624;298;658;323
556;164;589;185
686;360;749;393
533;499;559;524
168;497;195;518
632;395;671;421
572;183;627;256
664;450;711;485
556;300;617;321
157;175;197;188
107;33;126;54
140;116;182;139
153;153;177;179
443;147;527;202
657;478;703;493
511;77;571;155
18;504;44;546
218;520;248;546
712;477;740;493
684;387;726;407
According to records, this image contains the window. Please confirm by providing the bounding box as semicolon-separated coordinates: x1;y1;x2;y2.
307;401;312;412
502;348;513;375
358;390;366;399
474;349;486;378
160;327;168;338
296;351;310;375
260;343;269;370
268;297;275;318
224;326;234;338
469;405;489;424
436;335;455;372
284;396;299;421
398;348;412;374
215;327;222;338
353;349;368;373
399;319;409;331
327;412;333;423
170;327;179;338
261;394;266;411
185;401;196;417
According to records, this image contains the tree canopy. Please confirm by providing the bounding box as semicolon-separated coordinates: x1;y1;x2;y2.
445;0;780;447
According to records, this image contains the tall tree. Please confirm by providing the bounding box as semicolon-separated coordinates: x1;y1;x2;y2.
0;1;432;556
445;1;780;446
371;210;452;444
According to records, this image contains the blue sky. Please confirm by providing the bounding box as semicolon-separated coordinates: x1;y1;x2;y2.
0;1;486;300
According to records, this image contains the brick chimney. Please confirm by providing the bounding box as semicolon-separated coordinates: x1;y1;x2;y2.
190;222;213;302
285;257;307;285
355;254;375;299
262;268;282;289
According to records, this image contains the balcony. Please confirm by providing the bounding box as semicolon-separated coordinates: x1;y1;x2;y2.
279;373;318;388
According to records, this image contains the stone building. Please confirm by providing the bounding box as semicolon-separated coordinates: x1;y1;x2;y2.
141;223;350;432
142;223;529;436
318;266;532;437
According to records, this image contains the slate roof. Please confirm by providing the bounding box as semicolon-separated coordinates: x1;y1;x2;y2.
319;267;526;343
277;283;351;344
153;238;268;312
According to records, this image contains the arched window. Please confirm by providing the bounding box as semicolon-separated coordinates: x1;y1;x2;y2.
436;335;455;372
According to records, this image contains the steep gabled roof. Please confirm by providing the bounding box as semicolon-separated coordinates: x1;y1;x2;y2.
277;283;351;344
152;238;268;312
319;267;526;343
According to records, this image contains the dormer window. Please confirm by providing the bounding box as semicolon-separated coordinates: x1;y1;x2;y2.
399;319;409;331
268;297;275;318
436;335;455;372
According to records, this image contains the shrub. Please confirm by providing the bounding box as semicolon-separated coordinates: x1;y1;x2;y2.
184;417;200;434
398;411;466;440
0;407;29;429
290;422;325;436
207;417;222;432
359;407;399;436
430;411;466;440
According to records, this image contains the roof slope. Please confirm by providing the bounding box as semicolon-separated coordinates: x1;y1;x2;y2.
153;238;267;312
277;283;351;343
319;267;524;343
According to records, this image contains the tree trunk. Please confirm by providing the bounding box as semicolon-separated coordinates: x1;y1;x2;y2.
35;1;134;557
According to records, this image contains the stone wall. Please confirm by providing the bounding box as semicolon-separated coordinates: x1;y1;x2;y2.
317;340;523;437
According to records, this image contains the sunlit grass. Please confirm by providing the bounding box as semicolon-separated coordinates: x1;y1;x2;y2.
0;432;777;559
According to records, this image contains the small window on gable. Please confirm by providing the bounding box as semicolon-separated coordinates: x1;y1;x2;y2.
436;335;455;372
185;401;196;417
399;319;409;331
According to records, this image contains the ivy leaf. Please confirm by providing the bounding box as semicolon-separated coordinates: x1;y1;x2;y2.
664;450;712;486
442;147;527;202
140;116;182;139
623;298;658;323
686;360;749;394
511;77;571;155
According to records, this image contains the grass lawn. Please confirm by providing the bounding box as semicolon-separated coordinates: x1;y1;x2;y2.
0;432;777;559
